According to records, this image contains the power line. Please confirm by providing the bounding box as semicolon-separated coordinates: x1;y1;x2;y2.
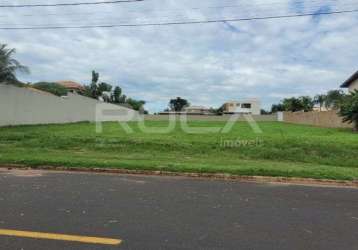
1;3;355;27
0;8;357;30
0;0;347;17
2;1;356;26
0;0;143;8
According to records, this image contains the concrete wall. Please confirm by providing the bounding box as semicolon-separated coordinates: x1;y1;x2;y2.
144;114;278;122
0;84;140;126
349;79;358;92
283;110;353;128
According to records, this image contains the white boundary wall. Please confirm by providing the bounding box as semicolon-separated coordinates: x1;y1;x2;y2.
0;84;140;126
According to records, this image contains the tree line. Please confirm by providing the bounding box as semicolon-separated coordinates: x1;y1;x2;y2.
270;89;358;131
270;90;347;113
83;70;147;113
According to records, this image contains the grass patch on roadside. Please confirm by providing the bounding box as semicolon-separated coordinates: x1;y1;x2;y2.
0;121;357;180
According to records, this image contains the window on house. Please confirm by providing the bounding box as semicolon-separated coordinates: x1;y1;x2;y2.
241;103;252;109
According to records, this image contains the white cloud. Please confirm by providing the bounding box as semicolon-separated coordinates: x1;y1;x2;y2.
1;0;358;112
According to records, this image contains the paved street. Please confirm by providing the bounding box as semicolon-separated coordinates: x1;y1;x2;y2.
0;169;358;250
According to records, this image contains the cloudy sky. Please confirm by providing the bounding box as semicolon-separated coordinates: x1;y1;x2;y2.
1;0;358;112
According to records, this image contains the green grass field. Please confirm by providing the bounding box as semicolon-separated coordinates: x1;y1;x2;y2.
0;121;357;180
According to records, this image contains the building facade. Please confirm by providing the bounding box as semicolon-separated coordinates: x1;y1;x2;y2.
341;71;358;92
222;99;261;115
183;106;212;115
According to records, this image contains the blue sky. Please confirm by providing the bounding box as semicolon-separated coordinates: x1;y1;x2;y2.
1;0;358;112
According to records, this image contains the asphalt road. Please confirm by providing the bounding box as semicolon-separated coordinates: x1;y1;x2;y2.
0;169;358;250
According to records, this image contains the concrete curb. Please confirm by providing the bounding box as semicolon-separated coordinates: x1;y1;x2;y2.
1;164;357;188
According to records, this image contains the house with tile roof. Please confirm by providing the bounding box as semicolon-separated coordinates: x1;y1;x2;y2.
56;80;85;94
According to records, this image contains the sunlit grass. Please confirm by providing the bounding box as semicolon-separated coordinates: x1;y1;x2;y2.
0;121;357;180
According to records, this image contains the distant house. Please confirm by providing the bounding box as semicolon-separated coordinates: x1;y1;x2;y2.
56;80;85;94
159;105;212;115
341;71;358;92
184;106;212;115
222;99;261;115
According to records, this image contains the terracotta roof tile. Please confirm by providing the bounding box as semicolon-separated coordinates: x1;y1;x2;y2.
56;80;85;91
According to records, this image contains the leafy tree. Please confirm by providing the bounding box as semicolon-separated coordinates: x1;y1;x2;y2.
82;70;147;112
126;98;146;113
92;70;99;84
208;107;222;115
339;90;358;132
98;82;112;93
87;70;100;98
271;103;285;113
282;97;304;112
314;94;326;111
0;44;29;85
119;94;126;104
169;97;189;112
260;109;271;115
97;82;112;102
299;96;314;112
84;71;113;100
83;85;92;98
32;82;68;96
280;97;314;112
325;90;345;110
215;106;224;115
112;86;122;103
91;70;99;95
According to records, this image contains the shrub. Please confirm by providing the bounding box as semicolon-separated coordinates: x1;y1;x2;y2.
32;82;68;96
339;90;358;132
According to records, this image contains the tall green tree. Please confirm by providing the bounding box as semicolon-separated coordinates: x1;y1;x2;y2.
98;82;112;93
126;98;146;113
112;86;122;103
82;70;147;111
339;90;358;132
97;82;112;102
325;90;345;110
84;71;112;99
0;44;29;84
282;97;303;112
299;96;314;112
92;70;99;84
314;94;326;111
89;70;100;98
169;97;189;112
119;94;127;104
271;103;285;113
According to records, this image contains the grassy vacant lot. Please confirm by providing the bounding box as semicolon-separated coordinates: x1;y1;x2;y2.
0;121;357;180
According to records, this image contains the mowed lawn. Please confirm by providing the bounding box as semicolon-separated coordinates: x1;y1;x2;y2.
0;121;357;180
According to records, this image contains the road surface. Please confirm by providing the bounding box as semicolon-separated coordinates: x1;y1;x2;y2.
0;169;358;250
